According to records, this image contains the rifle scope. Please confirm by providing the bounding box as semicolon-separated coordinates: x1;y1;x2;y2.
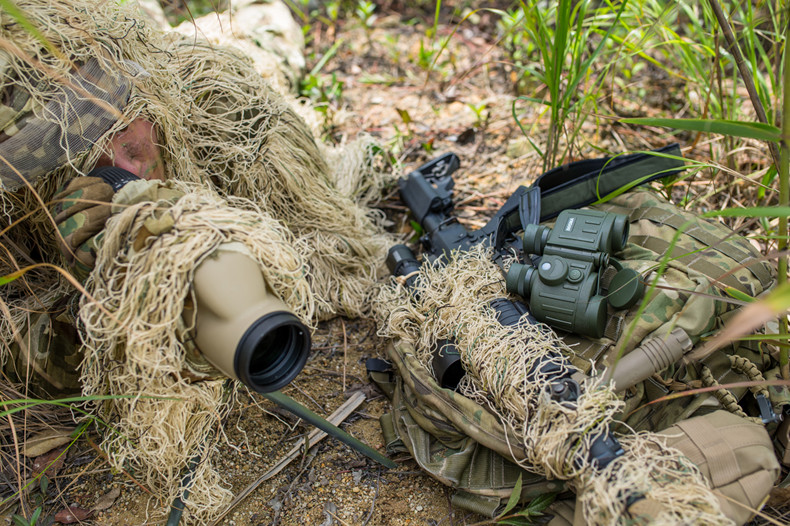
89;165;310;393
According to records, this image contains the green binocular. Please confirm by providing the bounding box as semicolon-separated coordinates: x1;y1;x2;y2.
505;209;643;338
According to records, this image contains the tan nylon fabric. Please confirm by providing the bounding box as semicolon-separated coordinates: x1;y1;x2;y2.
659;411;780;525
546;411;779;526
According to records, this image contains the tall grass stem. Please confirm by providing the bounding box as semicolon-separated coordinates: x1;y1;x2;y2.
707;0;781;169
779;20;790;379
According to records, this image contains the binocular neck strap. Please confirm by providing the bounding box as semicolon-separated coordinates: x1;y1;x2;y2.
535;143;685;221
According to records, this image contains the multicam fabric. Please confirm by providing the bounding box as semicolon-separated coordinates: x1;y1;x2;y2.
371;341;566;516
50;176;115;278
571;189;782;432
2;294;82;396
0;57;137;191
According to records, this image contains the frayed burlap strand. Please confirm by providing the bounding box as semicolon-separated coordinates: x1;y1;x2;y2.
79;189;314;522
374;247;731;525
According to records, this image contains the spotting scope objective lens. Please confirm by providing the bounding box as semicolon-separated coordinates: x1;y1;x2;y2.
235;312;310;393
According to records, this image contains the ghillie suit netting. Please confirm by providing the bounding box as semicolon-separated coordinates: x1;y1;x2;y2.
374;247;732;525
0;0;392;521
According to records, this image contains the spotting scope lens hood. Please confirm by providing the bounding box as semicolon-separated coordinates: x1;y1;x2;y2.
186;244;313;394
234;311;310;393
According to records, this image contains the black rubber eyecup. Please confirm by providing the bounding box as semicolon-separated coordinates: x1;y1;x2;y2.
234;311;310;393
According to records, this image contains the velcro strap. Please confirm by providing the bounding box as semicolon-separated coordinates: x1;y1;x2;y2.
379;412;407;454
675;417;740;488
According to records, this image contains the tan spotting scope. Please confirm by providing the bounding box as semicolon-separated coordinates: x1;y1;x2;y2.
88;166;310;394
185;243;310;393
602;328;692;392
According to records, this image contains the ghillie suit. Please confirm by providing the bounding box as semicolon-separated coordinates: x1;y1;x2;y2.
373;182;785;524
0;0;392;522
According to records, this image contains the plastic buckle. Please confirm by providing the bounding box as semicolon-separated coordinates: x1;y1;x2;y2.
757;393;782;424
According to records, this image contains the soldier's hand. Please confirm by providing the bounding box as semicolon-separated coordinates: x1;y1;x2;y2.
50;176;116;278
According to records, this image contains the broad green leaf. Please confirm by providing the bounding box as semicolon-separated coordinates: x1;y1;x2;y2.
621;118;781;142
498;474;523;517
526;492;555;512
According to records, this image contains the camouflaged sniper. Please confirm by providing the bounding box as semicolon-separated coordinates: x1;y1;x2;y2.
0;1;394;522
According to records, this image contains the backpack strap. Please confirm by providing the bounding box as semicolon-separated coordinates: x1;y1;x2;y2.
536;143;684;220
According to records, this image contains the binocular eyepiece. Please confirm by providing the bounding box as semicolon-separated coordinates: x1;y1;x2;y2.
506;209;642;339
185;244;310;393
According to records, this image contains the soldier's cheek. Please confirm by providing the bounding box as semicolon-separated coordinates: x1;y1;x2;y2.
96;118;166;181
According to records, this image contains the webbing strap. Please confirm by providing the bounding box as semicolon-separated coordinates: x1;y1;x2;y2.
536;144;684;220
633;207;774;289
630;234;754;293
559;335;609;371
675;417;740;488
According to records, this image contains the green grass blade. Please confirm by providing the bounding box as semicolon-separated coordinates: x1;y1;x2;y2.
701;206;790;218
621;117;781;141
565;1;629;106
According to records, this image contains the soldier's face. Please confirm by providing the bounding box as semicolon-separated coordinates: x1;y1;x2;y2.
95;118;165;181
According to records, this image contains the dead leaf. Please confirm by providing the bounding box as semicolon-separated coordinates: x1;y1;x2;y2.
32;446;66;477
55;505;92;524
93;487;121;511
457;128;476;145
23;427;74;458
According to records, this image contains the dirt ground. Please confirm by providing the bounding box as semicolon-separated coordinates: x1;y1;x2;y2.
3;3;790;526
76;318;468;526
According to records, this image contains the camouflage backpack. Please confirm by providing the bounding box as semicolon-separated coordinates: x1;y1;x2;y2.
368;148;788;519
